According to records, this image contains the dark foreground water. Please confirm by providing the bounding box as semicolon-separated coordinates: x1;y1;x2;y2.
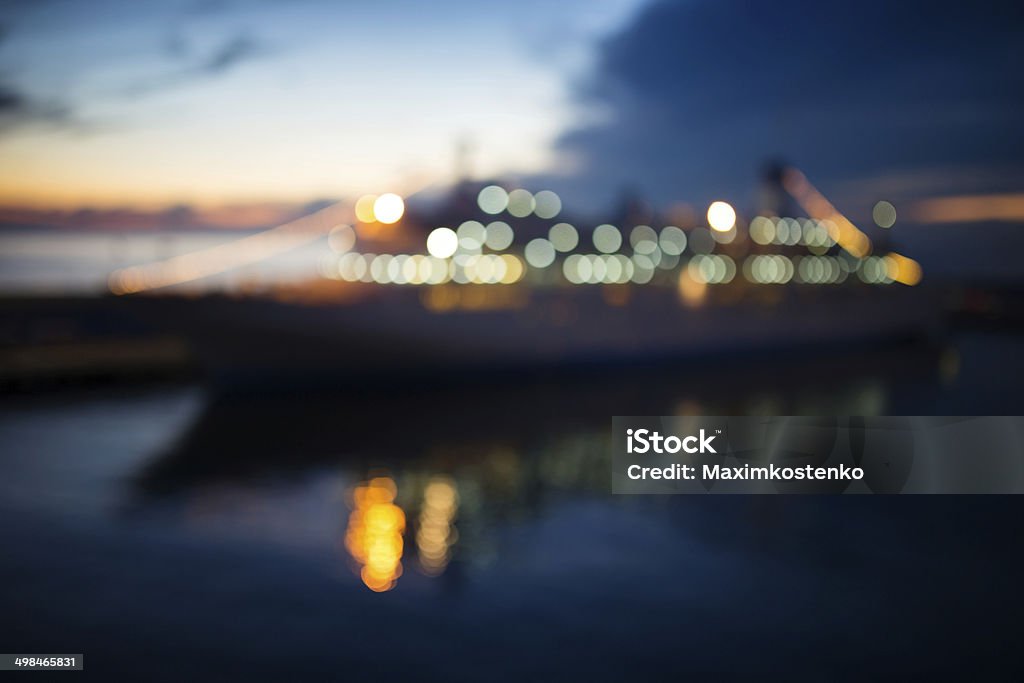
1;331;1023;681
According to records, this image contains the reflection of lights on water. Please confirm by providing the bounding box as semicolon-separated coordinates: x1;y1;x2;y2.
592;224;622;253
478;185;509;215
533;190;562;219
548;223;578;252
416;476;459;576
524;238;556;268
506;189;535;218
344;477;405;593
427;227;458;259
707;201;736;232
873;200;897;228
373;193;405;224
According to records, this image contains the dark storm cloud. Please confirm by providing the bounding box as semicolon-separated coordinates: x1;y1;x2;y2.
553;0;1024;207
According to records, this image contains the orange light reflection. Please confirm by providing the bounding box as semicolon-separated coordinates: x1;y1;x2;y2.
344;477;406;592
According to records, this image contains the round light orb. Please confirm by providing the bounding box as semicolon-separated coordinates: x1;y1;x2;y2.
484;221;514;251
659;226;687;255
373;193;405;224
592;224;622;253
533;190;562;219
426;227;458;259
873;200;896;228
707;201;736;232
506;189;535;218
548;223;578;252
524;238;556;268
478;185;509;215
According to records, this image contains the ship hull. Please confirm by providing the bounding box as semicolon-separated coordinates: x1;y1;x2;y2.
122;284;944;386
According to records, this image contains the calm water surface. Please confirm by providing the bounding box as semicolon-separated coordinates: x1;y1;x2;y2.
1;332;1022;681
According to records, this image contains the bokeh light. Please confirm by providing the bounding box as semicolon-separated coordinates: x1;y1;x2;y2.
658;226;687;255
873;200;897;228
457;220;487;250
427;227;459;259
593;224;622;253
506;189;535;218
484;221;514;251
707;201;736;232
373;193;405;224
548;223;579;252
533;190;562;219
355;194;378;223
524;238;556;268
478;185;509;215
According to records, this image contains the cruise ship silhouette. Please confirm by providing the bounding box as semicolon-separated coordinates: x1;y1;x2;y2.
97;166;940;385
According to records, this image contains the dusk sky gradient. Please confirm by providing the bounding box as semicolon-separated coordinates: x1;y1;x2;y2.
1;0;1022;219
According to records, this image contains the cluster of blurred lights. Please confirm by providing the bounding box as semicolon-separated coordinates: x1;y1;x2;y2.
743;255;795;284
563;254;636;284
857;254;921;286
427;222;517;260
687;254;736;284
858;256;895;285
477;186;561;219
322;198;918;292
749;216;836;251
344;477;405;593
328;252;524;285
794;255;850;284
355;193;405;224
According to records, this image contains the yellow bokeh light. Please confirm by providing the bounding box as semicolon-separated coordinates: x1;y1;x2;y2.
355;194;378;223
707;201;736;232
373;193;405;224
